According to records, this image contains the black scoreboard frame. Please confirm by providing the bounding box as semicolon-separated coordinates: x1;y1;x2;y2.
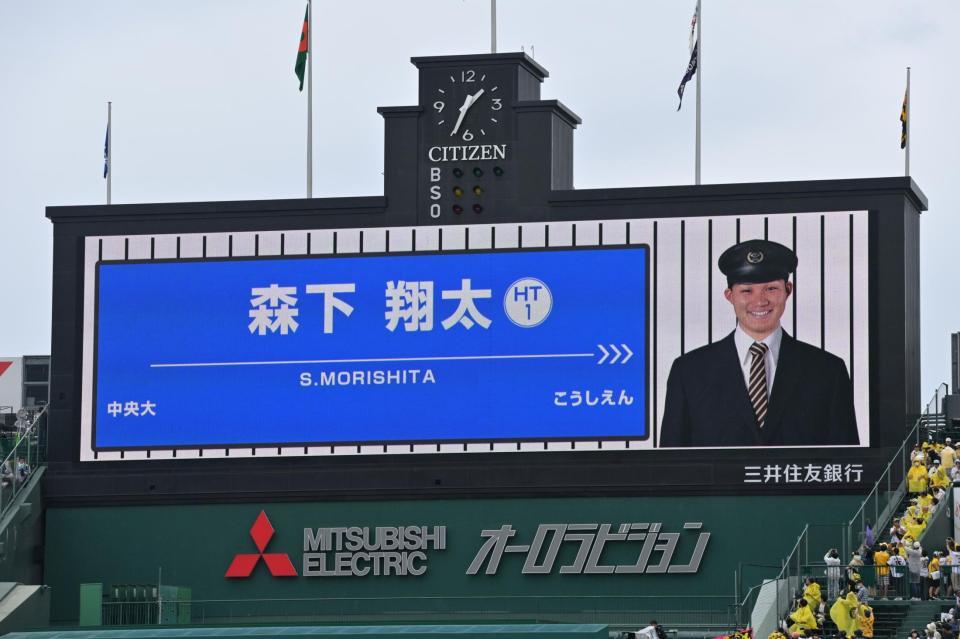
43;54;927;503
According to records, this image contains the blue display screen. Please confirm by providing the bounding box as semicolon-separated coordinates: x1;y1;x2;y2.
93;246;648;449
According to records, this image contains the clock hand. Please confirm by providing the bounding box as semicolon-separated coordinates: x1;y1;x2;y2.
450;94;474;137
449;89;486;137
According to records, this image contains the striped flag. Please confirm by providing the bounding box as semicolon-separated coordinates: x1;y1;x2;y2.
103;123;110;178
677;40;698;111
900;88;908;149
295;5;309;91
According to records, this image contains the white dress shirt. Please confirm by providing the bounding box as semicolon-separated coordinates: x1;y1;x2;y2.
733;325;782;398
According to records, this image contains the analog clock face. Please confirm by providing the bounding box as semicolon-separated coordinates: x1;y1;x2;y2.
430;68;504;142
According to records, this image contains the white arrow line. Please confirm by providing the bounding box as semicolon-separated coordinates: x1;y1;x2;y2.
621;344;633;364
596;344;609;365
609;344;622;364
151;352;596;369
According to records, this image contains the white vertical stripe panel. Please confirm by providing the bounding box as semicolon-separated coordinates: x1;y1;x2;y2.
520;442;546;451
683;218;710;353
283;231;308;256
389;228;414;253
494;442;520;452
442;226;467;250
766;214;796;336
359;445;385;454
95;451;122;460
655;219;683;431
547;222;574;247
412;444;439;454
852;211;870;444
711;217;738;342
600;440;629;450
465;443;489;452
257;231;283;256
575;221;601;246
415;226;440;251
102;237;125;260
363;228;387;254
519;223;546;247
337;228;361;254
628;219;655;440
154;235;178;259
468;224;492;249
573;441;600;450
80;237;99;461
386;445;412;454
206;233;230;257
330;446;359;455
601;220;628;245
252;447;282;457
174;449;202;459
794;214;823;347
128;236;152;259
121;450;149;460
147;450;175;459
492;223;519;249
232;232;256;257
823;214;851;366
179;233;204;258
738;215;766;242
309;230;335;254
227;448;255;458
439;443;465;453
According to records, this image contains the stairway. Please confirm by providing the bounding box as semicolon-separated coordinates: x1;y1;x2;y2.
887;600;952;639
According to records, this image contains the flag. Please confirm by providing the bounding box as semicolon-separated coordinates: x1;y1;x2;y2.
689;4;699;54
103;123;109;178
900;88;908;149
295;4;309;92
677;40;698;111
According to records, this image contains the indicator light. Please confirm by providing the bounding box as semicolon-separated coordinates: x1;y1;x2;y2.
453;204;464;214
472;204;483;214
493;166;504;177
453;186;464;198
452;168;464;178
472;167;484;177
472;185;483;196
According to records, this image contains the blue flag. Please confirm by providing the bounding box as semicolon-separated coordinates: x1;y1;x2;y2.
677;40;698;111
103;124;110;178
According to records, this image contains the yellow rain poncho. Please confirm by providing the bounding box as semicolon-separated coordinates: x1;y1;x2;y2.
857;604;875;638
789;603;818;634
830;593;859;636
931;466;950;489
803;581;822;610
908;462;929;493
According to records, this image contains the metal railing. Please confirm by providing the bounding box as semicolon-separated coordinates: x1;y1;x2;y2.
0;405;47;520
98;595;740;628
738;383;950;633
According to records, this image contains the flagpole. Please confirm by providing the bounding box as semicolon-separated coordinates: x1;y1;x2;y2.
905;66;910;177
695;0;701;185
491;0;497;53
306;0;313;198
107;101;112;205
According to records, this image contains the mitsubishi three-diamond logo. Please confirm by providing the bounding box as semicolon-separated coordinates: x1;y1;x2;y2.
225;511;298;578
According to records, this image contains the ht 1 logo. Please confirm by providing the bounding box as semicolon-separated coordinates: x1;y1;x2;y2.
225;511;297;578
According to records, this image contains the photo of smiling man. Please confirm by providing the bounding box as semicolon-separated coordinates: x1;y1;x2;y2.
659;239;859;448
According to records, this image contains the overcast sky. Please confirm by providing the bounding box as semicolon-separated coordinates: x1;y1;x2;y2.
1;0;957;400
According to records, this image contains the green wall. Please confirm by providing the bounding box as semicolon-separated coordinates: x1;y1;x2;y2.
43;494;860;623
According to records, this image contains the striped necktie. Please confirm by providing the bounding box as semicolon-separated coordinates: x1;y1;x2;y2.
748;341;769;428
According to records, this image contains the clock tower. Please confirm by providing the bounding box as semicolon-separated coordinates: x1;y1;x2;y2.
378;53;581;226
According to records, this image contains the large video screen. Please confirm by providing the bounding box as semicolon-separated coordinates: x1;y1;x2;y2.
92;246;648;450
79;212;868;461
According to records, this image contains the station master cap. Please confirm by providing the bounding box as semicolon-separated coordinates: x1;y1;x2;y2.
718;239;798;287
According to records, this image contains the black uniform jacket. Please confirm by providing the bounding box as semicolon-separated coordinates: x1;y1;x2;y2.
659;330;859;447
